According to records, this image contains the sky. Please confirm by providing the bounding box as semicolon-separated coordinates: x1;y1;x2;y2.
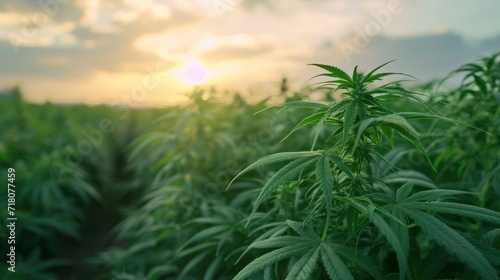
0;0;499;106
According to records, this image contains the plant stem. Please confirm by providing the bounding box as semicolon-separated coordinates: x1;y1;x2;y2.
322;211;330;240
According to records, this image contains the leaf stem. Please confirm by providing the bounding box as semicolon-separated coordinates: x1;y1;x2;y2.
322;210;330;240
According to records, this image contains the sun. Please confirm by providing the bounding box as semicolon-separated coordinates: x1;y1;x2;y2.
176;61;208;85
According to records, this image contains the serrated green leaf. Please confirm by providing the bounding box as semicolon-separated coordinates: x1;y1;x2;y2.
287;220;321;240
251;236;314;249
178;225;228;252
331;244;385;280
404;189;471;202
473;74;488;94
254;101;328;115
228;151;321;190
402;201;500;224
342;101;358;148
286;246;320;280
316;155;334;221
248;156;319;226
386;123;434;171
327;98;353;115
280;101;329;110
336;197;407;279
309;64;353;83
178;250;212;279
282;111;327;142
396;182;414;202
384;171;437;189
380;125;395;147
236;225;289;265
483;228;500;246
464;235;500;267
405;209;499;280
371;148;411;177
362;60;397;83
233;243;313;280
129;132;168;160
352;65;359;83
203;255;222;280
328;155;355;181
371;211;408;280
176;242;217;259
320;243;355;280
408;244;446;280
311;116;326;150
390;206;410;267
264;266;277;280
353;114;420;154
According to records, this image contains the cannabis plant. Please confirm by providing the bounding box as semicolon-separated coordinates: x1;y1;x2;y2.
229;62;500;279
428;53;500;209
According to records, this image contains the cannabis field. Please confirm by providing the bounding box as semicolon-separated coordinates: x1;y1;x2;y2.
1;53;500;279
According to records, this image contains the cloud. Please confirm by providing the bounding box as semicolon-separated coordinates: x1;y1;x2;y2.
199;45;271;64
240;0;275;11
0;0;86;23
0;9;198;78
238;0;331;12
188;33;270;63
352;33;477;79
307;32;495;81
480;34;500;54
260;31;500;94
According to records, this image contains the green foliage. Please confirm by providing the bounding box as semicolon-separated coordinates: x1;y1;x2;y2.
427;52;500;208
98;55;499;279
0;92;160;278
3;53;500;279
225;58;500;279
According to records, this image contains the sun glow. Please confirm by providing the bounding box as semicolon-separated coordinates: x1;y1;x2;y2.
176;61;208;85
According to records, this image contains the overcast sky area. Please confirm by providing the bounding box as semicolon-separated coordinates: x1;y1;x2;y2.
1;0;499;106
